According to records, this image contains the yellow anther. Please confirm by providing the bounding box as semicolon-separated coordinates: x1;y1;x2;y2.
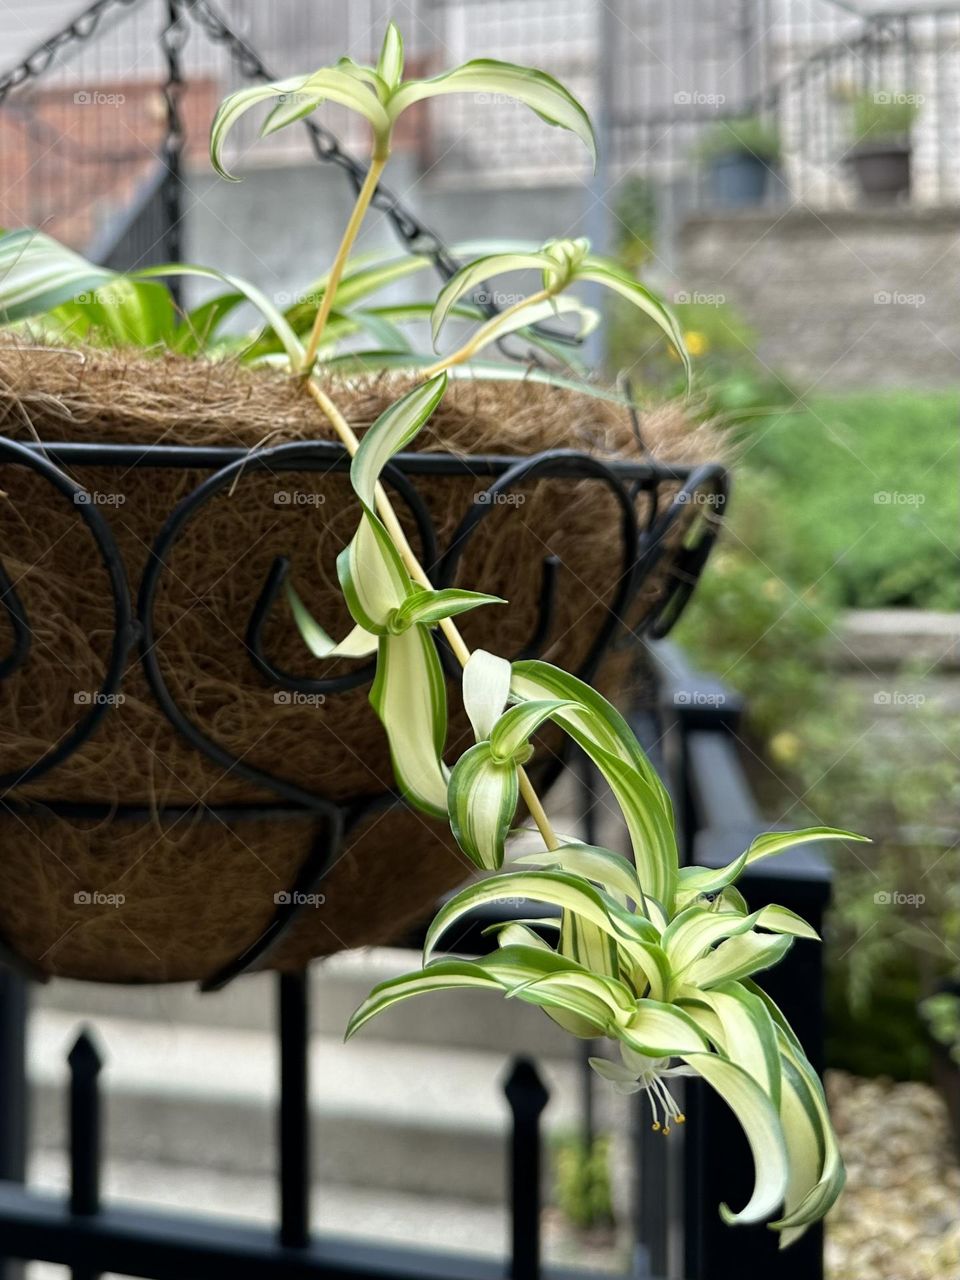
662;1125;671;1136
651;1122;660;1132
676;1114;686;1124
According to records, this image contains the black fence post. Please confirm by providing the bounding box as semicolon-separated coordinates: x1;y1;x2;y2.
504;1057;549;1280
69;1028;104;1280
278;970;310;1250
0;970;28;1280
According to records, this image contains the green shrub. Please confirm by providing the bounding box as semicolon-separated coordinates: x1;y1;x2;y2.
852;91;920;143
697;115;781;163
552;1134;615;1232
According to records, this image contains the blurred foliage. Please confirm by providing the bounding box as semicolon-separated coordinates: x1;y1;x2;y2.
612;176;657;273
851;91;921;143
552;1133;615;1232
675;390;960;1079
697;115;782;163
608;296;795;423
921;990;960;1066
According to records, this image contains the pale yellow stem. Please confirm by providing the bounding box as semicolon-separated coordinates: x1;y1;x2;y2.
306;377;559;852
420;286;555;379
300;155;388;373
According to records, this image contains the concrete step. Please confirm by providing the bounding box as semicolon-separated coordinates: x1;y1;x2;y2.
24;1149;624;1278
29;1009;613;1204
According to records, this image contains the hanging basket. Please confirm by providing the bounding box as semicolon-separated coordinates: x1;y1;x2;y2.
0;340;726;986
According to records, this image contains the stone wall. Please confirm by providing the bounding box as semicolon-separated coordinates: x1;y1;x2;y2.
678;208;960;391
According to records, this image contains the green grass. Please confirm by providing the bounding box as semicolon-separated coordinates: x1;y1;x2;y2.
730;390;959;610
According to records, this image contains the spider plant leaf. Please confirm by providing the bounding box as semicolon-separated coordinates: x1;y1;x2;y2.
423;870;663;987
773;1053;833;1247
338;511;411;633
260;68;391;140
685;982;782;1109
662;904;765;975
755;904;820;941
346;958;504;1039
560;909;620;980
484;945;636;1023
575;256;690;382
393;588;504;631
211;73;390;179
676;827;868;901
388;60;597;168
173;290;246;353
770;1032;845;1241
350;373;448;508
616;999;710;1057
681;932;794;990
680;1053;789;1226
514;843;642;906
463;649;512;743
377;22;404;91
285;581;378;659
451;295;599;360
510;661;674;827
0;229;115;320
370;623;449;817
138;263;305;363
488;698;574;763
430;250;557;344
448;742;518;870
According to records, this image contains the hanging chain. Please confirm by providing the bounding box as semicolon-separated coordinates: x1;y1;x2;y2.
0;0;143;104
160;0;189;270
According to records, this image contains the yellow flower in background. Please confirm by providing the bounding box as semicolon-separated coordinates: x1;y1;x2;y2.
769;730;802;767
684;330;708;357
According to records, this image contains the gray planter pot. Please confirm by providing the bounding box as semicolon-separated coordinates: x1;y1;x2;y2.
848;143;911;202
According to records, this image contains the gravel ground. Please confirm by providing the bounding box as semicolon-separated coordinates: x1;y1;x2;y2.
827;1071;960;1279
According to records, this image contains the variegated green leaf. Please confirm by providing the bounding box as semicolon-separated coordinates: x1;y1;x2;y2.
389;60;597;166
369;624;448;817
681;932;794;990
448;742;517;870
338;511;411;633
681;1053;788;1226
513;843;642;906
430;250;555;344
211;72;390;179
285;581;378;659
685;982;782;1109
463;649;512;743
617;1000;709;1058
346;958;504;1039
393;588;504;631
488;698;573;763
350;373;448;508
376;22;404;90
575;255;690;382
676;827;869;902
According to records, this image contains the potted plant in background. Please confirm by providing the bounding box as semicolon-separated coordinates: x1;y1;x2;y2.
699;115;781;208
847;90;919;201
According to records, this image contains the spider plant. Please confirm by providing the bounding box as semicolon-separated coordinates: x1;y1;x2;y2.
0;21;868;1244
